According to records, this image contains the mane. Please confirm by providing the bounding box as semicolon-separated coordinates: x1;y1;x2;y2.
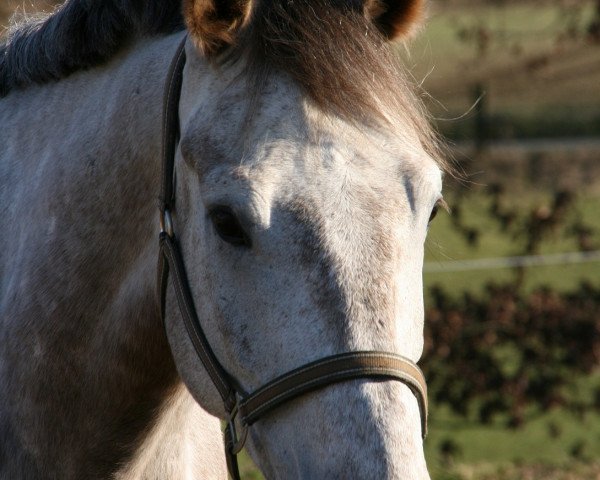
0;0;184;97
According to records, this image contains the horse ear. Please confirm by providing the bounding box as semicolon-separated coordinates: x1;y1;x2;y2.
365;0;426;40
183;0;253;56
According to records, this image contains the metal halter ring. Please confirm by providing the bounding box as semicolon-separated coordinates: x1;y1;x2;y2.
225;404;249;456
159;209;174;237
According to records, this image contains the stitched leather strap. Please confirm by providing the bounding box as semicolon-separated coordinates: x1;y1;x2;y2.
157;35;237;412
160;233;238;411
239;351;428;437
159;35;187;215
157;35;243;479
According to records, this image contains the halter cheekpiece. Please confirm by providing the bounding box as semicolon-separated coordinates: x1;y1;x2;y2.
157;36;428;480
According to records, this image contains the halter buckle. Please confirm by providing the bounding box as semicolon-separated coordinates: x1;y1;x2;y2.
159;209;174;237
225;402;249;455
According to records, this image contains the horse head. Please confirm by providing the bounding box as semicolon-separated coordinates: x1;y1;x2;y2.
164;0;445;477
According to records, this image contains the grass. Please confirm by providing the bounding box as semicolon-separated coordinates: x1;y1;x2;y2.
434;463;600;480
423;189;600;478
424;191;600;298
427;406;600;470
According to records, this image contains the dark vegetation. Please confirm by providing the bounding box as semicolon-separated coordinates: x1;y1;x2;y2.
421;179;600;476
422;180;600;473
414;2;600;447
425;281;600;426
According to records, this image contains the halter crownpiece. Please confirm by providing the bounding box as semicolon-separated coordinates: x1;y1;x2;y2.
157;35;428;480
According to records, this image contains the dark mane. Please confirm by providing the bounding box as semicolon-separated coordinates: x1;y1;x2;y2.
0;0;183;96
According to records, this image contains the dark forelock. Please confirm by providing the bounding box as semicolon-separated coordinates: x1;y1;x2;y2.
230;0;447;171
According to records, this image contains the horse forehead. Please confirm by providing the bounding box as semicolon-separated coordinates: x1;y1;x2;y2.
272;136;435;208
187;72;441;205
187;68;438;184
192;70;409;158
196;132;435;225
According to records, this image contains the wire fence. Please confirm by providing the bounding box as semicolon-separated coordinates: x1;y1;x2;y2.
424;250;600;273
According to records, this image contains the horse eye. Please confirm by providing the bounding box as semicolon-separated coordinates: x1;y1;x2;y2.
429;198;446;224
208;207;251;247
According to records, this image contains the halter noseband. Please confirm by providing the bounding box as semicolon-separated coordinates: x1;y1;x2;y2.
157;36;428;480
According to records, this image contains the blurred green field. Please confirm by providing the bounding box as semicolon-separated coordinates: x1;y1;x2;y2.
402;0;600;140
424;191;600;297
422;187;600;478
427;406;600;478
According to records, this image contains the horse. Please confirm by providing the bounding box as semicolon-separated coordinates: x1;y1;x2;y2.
0;0;447;478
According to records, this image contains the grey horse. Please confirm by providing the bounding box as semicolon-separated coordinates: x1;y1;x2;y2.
0;0;447;478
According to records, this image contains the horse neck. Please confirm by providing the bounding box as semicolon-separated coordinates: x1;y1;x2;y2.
0;34;204;479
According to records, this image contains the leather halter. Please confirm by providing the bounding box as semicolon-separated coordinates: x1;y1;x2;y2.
157;36;428;480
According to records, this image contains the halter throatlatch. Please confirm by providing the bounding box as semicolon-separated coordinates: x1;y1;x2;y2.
157;35;428;480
